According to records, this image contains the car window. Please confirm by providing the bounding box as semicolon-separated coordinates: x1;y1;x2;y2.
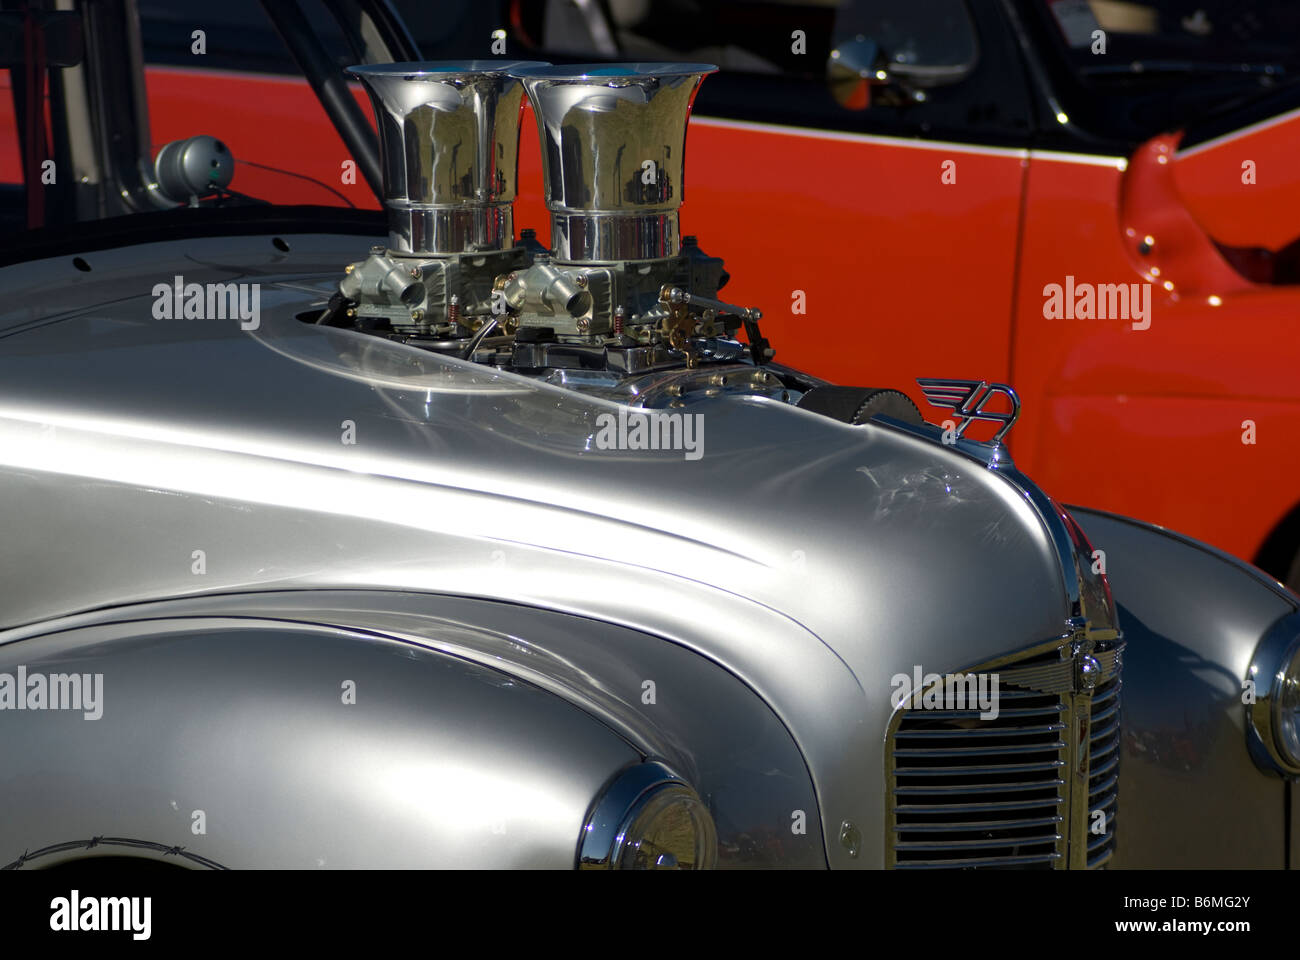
1022;0;1300;143
532;0;980;83
409;0;1029;143
139;0;310;73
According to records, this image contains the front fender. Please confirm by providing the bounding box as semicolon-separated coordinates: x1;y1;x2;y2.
0;591;828;868
0;617;641;868
1070;506;1296;868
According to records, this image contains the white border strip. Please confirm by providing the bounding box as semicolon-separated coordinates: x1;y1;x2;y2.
691;115;1028;158
692;115;1129;168
1029;150;1128;170
1177;104;1300;158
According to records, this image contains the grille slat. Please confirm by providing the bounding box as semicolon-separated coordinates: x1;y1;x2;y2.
1091;699;1121;725
895;778;1065;795
888;636;1124;870
894;741;1066;758
896;852;1062;869
895;833;1063;851
894;796;1064;813
894;723;1067;739
1091;715;1121;741
895;760;1065;777
1088;771;1119;800
1090;732;1121;762
1088;752;1120;782
904;697;1066;712
894;814;1064;832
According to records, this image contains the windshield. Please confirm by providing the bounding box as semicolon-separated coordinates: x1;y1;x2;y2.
1022;0;1300;141
1038;0;1299;74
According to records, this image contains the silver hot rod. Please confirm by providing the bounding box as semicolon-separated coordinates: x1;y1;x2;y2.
0;0;1296;870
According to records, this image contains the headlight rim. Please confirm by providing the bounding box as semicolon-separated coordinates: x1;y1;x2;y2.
1247;610;1300;778
576;760;717;870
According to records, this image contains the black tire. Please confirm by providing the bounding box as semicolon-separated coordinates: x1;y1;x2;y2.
796;386;923;426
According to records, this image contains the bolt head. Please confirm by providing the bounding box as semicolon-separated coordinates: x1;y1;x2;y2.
839;820;862;858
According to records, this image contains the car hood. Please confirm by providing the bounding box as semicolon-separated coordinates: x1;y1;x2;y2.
0;231;1079;868
0;233;1073;672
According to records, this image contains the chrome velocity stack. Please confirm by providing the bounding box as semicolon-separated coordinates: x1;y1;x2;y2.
334;61;548;336
514;63;716;263
350;60;545;255
330;60;766;377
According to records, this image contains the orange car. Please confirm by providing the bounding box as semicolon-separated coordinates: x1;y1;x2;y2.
6;0;1300;583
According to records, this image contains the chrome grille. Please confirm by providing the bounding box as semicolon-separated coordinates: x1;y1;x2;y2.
887;634;1123;869
1086;665;1122;868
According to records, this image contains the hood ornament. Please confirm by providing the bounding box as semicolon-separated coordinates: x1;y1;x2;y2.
917;378;1021;444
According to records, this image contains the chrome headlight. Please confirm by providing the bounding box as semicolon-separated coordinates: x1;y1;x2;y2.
1248;610;1300;777
578;761;718;870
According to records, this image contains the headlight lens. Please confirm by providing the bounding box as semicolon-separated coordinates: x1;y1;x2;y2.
612;783;717;870
578;761;718;870
1274;639;1300;767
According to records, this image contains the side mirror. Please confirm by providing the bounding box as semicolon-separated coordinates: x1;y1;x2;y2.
826;35;883;110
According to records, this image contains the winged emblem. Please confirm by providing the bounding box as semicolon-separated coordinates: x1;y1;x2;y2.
916;378;1021;444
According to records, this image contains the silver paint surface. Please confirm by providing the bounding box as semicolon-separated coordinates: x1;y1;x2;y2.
0;234;1072;868
0;618;639;868
1;233;1290;867
1072;507;1295;867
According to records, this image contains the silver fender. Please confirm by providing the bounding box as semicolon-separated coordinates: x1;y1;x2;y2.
1071;506;1296;868
0;617;641;869
0;592;828;868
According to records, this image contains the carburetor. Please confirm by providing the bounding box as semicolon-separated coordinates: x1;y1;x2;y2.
498;63;765;369
328;60;771;381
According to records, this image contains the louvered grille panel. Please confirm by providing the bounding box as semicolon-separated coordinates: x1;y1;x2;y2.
887;636;1123;869
1086;674;1122;867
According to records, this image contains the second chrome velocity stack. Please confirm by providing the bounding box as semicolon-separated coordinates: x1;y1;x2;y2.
502;62;756;355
